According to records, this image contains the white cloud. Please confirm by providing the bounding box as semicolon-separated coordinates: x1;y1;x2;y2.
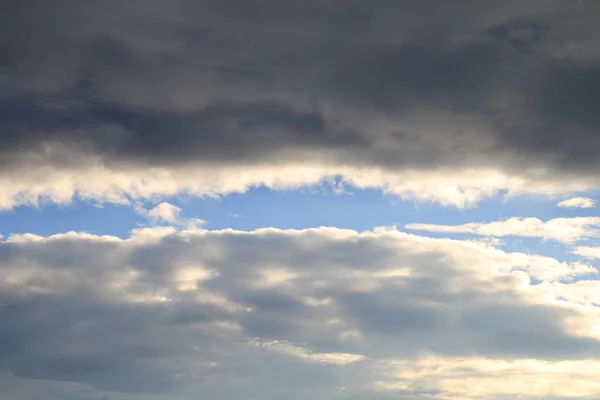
146;202;182;224
536;280;600;309
406;217;600;243
136;201;206;229
574;246;600;259
557;197;597;209
0;162;599;211
374;356;600;399
1;226;600;399
246;338;365;365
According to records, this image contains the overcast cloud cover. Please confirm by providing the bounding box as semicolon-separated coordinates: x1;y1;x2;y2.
3;1;600;399
1;0;600;207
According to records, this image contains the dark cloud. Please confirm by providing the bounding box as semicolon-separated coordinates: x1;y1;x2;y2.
485;19;550;54
0;94;348;166
1;0;600;176
331;41;509;112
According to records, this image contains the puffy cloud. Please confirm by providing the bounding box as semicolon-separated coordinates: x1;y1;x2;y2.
557;197;597;209
0;162;599;210
146;202;182;224
406;217;600;243
2;1;600;207
1;226;600;399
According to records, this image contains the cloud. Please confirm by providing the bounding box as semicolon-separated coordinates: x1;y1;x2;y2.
1;226;600;399
146;202;182;224
246;338;364;365
5;5;600;400
574;246;600;260
374;356;600;399
2;1;600;207
133;201;206;228
557;197;597;209
406;217;600;243
0;162;599;211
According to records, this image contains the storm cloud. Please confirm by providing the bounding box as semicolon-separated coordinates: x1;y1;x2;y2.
1;0;600;183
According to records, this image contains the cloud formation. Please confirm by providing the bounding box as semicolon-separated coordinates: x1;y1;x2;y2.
2;1;600;207
145;202;182;224
4;3;600;398
574;246;600;260
557;197;597;209
1;226;600;399
406;217;600;243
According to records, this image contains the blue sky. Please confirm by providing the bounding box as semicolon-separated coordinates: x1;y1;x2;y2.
5;185;599;237
3;185;598;279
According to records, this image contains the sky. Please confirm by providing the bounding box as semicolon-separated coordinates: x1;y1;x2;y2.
2;1;600;399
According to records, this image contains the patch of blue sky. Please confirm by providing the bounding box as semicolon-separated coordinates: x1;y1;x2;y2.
0;202;141;238
0;184;598;254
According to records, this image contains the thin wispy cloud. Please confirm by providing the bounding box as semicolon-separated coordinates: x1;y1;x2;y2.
557;197;597;209
406;217;600;243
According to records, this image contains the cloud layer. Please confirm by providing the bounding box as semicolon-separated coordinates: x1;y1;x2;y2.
2;226;600;399
4;2;600;399
2;1;600;207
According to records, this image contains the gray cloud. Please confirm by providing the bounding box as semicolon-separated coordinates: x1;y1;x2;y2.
1;0;600;177
1;227;599;398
